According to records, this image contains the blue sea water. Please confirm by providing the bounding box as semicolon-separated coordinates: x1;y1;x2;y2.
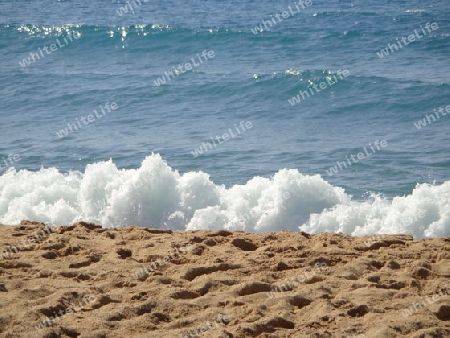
0;0;449;237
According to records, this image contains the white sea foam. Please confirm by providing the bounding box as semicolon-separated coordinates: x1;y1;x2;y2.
0;153;448;238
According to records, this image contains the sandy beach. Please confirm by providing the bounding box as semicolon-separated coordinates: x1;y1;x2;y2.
1;221;449;338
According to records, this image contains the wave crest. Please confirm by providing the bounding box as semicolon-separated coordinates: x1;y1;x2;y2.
0;153;448;238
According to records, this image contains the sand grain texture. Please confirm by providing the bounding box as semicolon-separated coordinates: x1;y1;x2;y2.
1;221;449;338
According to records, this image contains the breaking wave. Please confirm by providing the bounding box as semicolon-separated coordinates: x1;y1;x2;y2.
0;153;448;238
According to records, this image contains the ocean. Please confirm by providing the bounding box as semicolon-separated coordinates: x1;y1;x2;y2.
0;0;449;238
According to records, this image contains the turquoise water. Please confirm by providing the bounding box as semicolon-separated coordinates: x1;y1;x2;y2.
0;0;449;236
